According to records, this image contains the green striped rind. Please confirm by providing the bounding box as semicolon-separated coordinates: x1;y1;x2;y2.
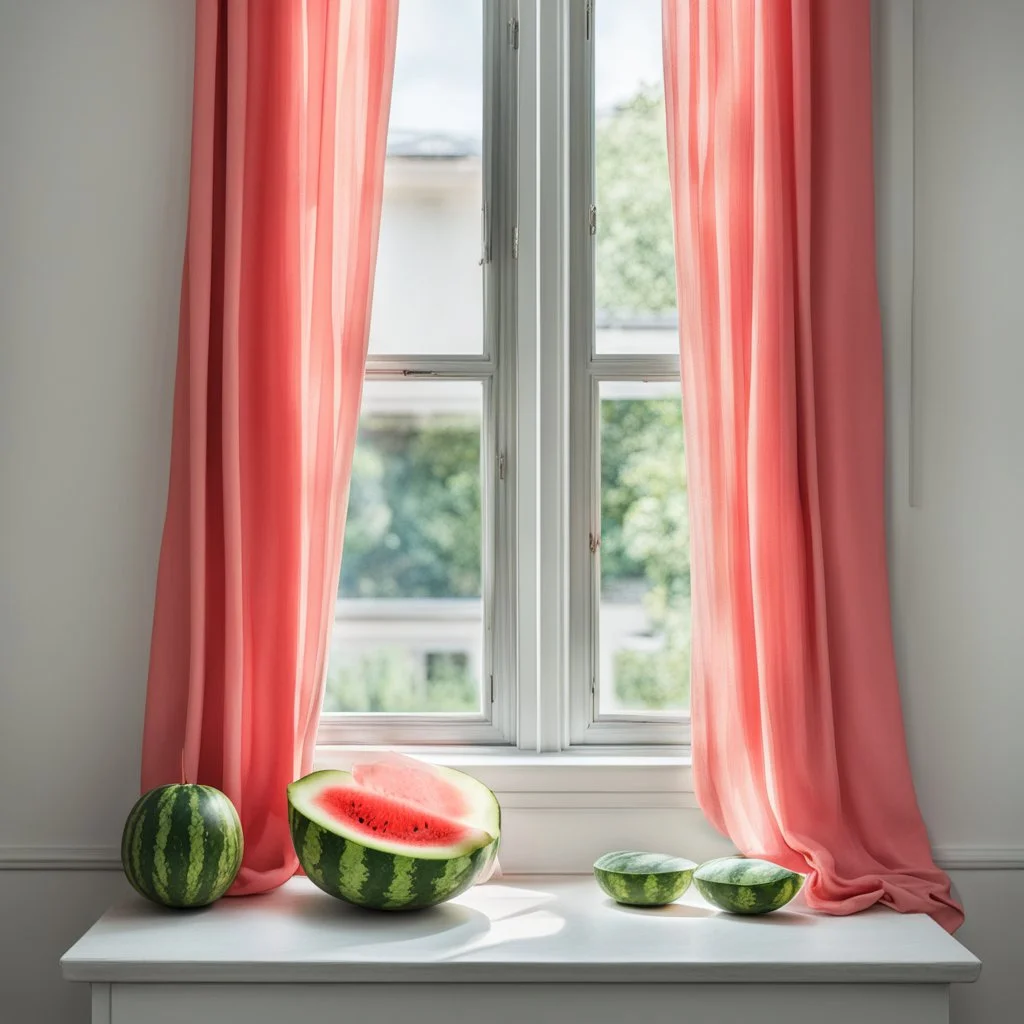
120;785;243;909
289;803;499;911
693;856;804;915
593;850;696;907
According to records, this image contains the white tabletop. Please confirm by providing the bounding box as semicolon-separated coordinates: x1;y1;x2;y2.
61;875;980;985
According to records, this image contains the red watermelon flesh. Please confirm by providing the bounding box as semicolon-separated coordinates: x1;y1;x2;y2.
313;783;486;850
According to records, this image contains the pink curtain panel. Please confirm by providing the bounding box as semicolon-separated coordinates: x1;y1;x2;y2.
141;0;399;895
662;0;962;930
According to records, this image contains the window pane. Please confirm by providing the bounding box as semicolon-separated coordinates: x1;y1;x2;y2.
369;0;484;356
326;381;484;714
594;0;678;355
598;381;689;714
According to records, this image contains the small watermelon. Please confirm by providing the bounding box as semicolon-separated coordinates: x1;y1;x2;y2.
121;784;243;908
594;850;696;906
288;758;499;911
693;856;804;914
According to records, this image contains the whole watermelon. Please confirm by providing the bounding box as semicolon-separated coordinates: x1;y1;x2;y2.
121;784;243;908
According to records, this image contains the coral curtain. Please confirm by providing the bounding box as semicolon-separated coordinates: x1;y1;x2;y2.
661;0;962;930
141;0;399;895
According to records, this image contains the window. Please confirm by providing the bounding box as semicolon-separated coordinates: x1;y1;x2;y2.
320;0;689;752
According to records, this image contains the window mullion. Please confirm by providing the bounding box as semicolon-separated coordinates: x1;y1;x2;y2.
487;0;519;745
512;0;541;751
512;0;572;752
567;0;596;746
535;0;572;753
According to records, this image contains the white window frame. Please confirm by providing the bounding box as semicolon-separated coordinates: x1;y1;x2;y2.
317;0;690;758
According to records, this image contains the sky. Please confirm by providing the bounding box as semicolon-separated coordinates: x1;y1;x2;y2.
388;0;664;139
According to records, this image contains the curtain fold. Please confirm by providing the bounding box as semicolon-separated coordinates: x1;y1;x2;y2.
662;0;962;930
141;0;399;895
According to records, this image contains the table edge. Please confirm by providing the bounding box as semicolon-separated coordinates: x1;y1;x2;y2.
59;957;983;986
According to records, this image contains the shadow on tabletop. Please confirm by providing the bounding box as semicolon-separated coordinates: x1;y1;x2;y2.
109;886;491;945
601;897;814;925
280;885;492;940
601;898;714;918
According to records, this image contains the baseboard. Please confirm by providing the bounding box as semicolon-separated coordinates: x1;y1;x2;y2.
932;846;1024;871
0;846;122;870
2;841;1022;872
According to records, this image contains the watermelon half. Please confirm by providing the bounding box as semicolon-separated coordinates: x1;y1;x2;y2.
288;760;500;911
593;850;696;906
693;856;804;915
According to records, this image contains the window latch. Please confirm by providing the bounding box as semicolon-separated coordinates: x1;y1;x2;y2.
589;532;601;554
479;203;490;266
588;204;597;236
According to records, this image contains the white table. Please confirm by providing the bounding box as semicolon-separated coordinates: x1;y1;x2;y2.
62;875;980;1024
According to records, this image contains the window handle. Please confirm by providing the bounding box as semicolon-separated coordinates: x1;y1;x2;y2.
479;203;490;266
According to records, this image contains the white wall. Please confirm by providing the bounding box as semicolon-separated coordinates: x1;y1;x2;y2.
0;4;190;1022
0;0;192;853
0;1;1022;1022
875;0;1024;1016
892;0;1024;859
0;873;130;1024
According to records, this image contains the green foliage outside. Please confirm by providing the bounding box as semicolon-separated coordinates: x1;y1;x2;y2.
323;648;477;714
600;394;690;711
325;412;482;713
595;88;677;318
338;413;481;600
596;85;689;711
326;86;689;714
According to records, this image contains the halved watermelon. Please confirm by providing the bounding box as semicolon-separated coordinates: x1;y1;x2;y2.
593;850;696;907
288;759;500;911
693;856;804;914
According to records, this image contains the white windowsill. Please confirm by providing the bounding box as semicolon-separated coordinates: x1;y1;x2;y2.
314;746;695;799
61;875;981;986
